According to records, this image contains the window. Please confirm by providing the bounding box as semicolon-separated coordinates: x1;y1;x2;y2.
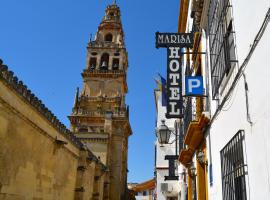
208;0;238;99
100;53;109;70
220;130;247;200
112;58;119;70
224;20;236;75
105;33;113;42
89;57;97;70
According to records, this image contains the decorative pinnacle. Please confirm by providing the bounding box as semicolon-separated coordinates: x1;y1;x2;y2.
113;0;116;5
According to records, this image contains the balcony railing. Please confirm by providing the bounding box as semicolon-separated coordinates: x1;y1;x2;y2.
103;15;121;23
72;107;129;119
82;69;126;78
80;96;121;102
183;97;197;136
88;41;124;49
83;69;125;74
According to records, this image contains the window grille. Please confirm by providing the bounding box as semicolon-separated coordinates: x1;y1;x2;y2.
208;0;238;100
220;130;247;200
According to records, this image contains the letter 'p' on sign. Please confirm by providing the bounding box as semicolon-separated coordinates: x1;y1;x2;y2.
185;76;204;96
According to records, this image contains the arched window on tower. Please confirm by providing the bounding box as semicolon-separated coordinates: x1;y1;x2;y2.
89;57;97;70
100;53;109;70
105;33;113;42
112;58;119;70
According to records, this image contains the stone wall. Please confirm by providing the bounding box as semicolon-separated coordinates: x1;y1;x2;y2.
0;60;107;200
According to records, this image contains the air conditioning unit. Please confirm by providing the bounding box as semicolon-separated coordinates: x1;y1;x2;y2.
161;183;168;192
160;183;180;196
161;183;174;193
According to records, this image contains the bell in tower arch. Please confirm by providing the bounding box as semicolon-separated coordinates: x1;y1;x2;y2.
101;61;108;70
100;53;109;70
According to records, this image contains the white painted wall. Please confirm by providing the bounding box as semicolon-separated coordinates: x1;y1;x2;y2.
203;0;270;199
135;197;150;200
135;191;153;200
154;91;187;200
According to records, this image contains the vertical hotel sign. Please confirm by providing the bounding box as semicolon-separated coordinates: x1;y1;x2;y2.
156;32;194;118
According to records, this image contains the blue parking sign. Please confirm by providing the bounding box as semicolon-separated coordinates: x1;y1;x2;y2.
185;76;204;96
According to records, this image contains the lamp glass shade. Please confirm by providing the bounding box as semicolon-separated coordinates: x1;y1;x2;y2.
157;120;171;144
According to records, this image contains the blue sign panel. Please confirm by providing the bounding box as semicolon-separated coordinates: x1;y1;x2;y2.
185;76;204;96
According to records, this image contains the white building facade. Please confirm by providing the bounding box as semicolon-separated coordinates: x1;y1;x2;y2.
205;0;270;199
178;0;270;199
154;90;187;200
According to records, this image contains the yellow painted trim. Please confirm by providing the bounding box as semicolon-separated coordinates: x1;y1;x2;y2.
193;40;202;75
196;142;207;200
204;145;209;200
188;170;193;200
178;0;190;33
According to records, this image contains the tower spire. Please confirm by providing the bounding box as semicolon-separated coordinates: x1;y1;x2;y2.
73;87;79;109
113;0;116;5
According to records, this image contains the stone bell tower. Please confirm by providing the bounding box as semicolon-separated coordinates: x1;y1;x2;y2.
69;2;132;200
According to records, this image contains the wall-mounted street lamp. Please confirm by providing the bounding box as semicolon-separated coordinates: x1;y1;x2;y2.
197;150;208;166
156;119;179;181
156;119;174;145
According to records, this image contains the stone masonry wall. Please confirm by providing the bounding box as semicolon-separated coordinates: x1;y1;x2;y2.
0;60;107;200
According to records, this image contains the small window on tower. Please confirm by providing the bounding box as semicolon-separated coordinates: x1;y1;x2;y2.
105;33;113;42
89;58;97;70
112;58;119;70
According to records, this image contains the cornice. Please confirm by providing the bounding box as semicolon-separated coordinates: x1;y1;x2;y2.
80;138;108;144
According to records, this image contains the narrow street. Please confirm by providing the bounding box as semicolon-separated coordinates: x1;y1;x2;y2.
0;0;270;200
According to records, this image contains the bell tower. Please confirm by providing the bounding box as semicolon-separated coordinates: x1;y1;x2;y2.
69;3;132;200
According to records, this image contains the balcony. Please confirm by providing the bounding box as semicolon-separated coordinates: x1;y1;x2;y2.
88;41;124;49
103;15;121;23
80;96;121;103
179;92;209;167
71;106;129;119
82;69;126;78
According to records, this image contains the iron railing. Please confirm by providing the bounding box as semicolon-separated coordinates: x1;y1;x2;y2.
183;97;197;136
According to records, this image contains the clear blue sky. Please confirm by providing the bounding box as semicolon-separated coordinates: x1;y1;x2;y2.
0;0;180;183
